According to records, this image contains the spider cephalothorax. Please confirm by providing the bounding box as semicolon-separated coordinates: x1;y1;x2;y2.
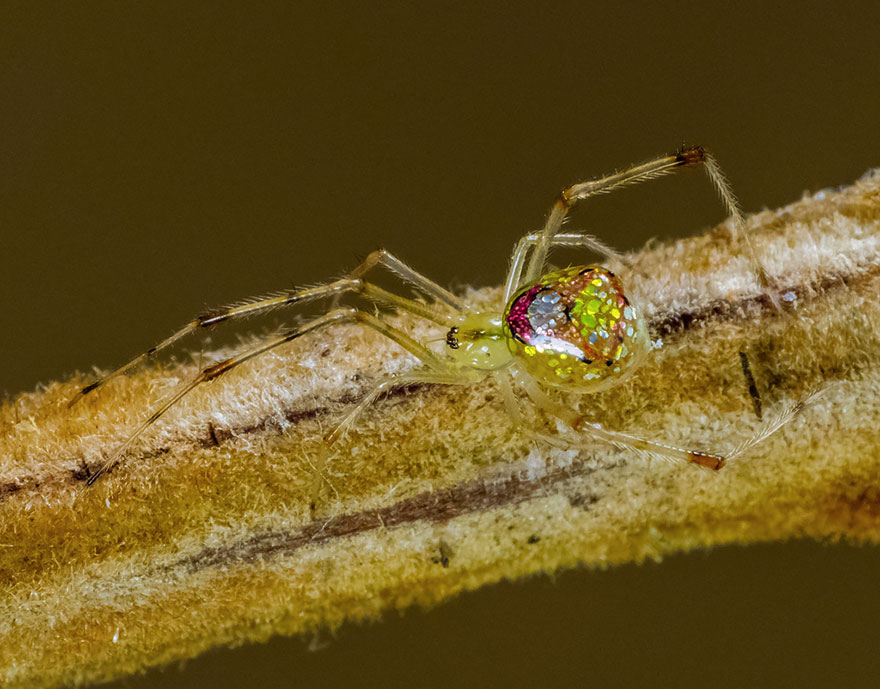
503;266;648;391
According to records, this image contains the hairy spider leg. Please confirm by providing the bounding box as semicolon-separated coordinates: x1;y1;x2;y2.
723;392;818;459
504;232;625;305
513;369;727;469
309;367;484;510
523;148;706;286
339;248;465;310
86;306;465;485
519;145;776;305
68;279;359;407
497;375;525;426
70;250;462;407
516;368;817;470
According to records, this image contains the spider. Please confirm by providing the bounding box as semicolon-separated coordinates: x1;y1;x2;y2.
72;145;792;490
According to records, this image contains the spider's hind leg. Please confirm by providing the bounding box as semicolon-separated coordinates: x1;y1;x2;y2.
515;369;819;472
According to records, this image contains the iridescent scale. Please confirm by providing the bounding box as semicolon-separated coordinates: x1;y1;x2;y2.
503;266;643;389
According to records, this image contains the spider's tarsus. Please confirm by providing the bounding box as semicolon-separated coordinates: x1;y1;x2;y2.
85;467;106;487
81;381;100;395
689;452;726;471
67;381;99;408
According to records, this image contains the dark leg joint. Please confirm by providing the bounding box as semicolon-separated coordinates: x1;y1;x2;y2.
689;452;726;471
80;381;100;396
676;144;707;167
557;191;573;210
85;466;108;486
198;312;230;327
365;248;388;264
203;359;231;381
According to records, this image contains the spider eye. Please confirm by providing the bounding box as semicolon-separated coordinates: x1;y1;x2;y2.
503;266;647;391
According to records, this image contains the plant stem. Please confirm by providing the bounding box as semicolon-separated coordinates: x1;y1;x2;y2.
2;171;880;688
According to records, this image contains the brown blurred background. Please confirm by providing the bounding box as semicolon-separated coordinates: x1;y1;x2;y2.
2;3;880;687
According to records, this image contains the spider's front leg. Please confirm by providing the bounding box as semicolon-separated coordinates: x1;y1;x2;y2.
70;249;461;407
338;248;465;311
504;231;624;304
84;305;463;486
516;145;778;308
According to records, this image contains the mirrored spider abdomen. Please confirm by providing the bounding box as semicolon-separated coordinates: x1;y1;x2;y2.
503;266;648;391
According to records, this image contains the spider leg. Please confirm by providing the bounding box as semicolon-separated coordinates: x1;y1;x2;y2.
519;145;776;307
70;265;459;406
504;231;624;304
514;370;727;469
724;389;824;460
514;370;818;471
309;367;483;511
341;248;465;311
70;278;359;406
85;307;459;486
497;375;525;426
